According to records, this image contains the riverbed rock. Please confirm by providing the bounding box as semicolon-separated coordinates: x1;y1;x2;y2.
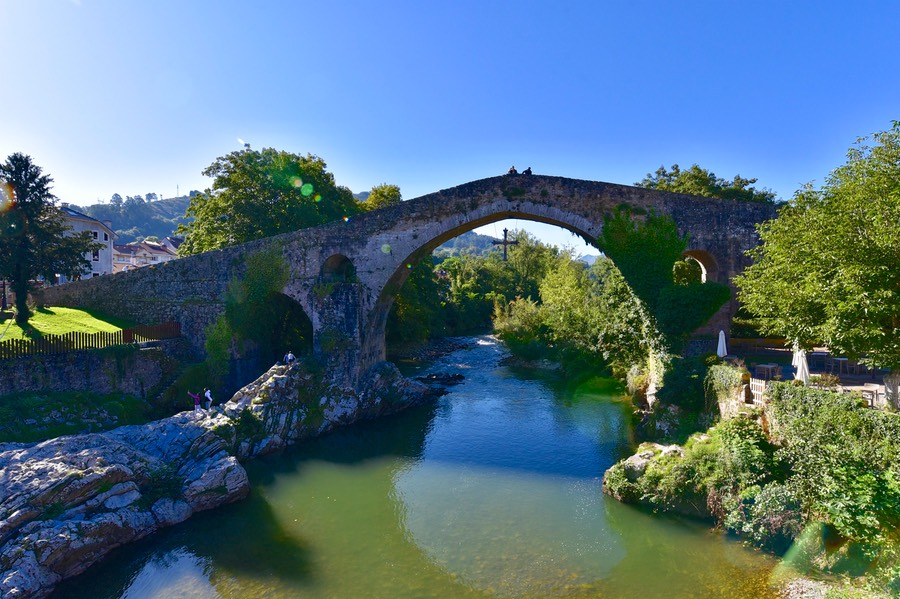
0;359;436;597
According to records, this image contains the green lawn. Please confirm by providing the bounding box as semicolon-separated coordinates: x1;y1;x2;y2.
0;307;135;342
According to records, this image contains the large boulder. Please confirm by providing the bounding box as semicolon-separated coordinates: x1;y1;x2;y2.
0;359;436;597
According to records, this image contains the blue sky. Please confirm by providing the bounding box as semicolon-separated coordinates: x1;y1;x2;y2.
2;1;898;253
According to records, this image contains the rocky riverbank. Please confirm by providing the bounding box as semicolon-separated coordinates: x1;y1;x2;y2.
0;359;436;598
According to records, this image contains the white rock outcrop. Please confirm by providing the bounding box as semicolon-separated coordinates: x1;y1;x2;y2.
0;359;434;598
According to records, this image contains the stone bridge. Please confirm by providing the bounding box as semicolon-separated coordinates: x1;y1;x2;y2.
40;174;776;387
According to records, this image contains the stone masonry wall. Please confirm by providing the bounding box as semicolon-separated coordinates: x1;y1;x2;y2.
0;341;188;398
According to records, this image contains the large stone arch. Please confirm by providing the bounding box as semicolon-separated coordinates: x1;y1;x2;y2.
39;174;776;389
359;212;602;373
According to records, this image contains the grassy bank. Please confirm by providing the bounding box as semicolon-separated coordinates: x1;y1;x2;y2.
0;390;152;443
0;307;134;341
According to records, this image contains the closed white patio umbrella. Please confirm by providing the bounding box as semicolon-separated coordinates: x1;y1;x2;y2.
717;330;728;358
793;347;810;385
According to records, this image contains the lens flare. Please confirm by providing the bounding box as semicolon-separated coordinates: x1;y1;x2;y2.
342;216;350;222
314;193;322;203
406;263;412;269
381;244;392;254
291;176;303;188
0;180;15;213
301;183;314;197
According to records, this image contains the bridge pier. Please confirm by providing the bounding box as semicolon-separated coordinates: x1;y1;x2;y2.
312;282;369;388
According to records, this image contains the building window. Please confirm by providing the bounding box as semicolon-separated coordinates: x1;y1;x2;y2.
92;249;99;261
92;231;98;239
104;233;109;241
92;273;100;278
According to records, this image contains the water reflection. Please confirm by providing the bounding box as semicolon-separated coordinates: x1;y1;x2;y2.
393;338;629;596
120;549;215;599
52;336;780;598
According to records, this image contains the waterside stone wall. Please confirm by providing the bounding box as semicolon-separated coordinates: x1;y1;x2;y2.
0;359;436;598
0;341;190;398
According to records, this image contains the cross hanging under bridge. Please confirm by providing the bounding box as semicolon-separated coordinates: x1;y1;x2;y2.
492;228;518;261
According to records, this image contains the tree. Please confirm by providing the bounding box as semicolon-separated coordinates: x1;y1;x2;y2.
597;208;730;349
736;123;900;392
637;164;776;203
361;183;402;211
597;209;686;309
539;254;654;368
178;147;359;256
0;153;100;325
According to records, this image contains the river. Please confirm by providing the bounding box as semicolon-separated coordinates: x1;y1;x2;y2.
53;336;784;598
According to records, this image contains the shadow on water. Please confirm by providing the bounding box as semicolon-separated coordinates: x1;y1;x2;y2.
50;402;439;599
248;401;438;486
50;488;316;598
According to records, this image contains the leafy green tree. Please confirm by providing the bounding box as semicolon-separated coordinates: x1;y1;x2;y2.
598;209;730;349
206;248;312;373
361;183;402;211
178;148;359;256
736;123;900;381
438;253;499;333
0;153;99;325
386;258;448;344
541;254;655;368
637;163;776;203
499;230;558;301
597;209;686;309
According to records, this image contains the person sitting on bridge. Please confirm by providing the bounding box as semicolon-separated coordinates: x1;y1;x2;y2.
523;167;532;175
507;166;518;175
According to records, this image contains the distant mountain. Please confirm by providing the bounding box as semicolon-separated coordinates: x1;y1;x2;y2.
75;196;193;244
434;230;500;258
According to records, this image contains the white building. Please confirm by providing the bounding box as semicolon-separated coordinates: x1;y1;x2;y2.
58;203;116;281
112;240;179;273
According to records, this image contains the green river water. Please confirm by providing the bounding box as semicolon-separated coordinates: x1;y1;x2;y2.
53;337;794;598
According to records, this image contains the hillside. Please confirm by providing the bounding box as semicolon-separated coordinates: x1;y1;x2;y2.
434;230;501;257
75;196;193;243
75;193;507;254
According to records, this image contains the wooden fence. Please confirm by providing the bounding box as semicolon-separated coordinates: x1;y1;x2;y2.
0;322;181;360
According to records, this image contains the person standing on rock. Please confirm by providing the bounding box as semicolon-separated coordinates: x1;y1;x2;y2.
204;387;213;411
284;350;296;365
188;391;201;413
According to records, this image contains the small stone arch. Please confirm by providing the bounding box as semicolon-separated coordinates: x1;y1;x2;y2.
320;254;356;283
682;249;719;284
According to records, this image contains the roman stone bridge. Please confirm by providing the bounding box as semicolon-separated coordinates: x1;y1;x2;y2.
40;174;777;387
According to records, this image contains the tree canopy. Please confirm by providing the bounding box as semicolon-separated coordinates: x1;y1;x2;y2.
0;153;99;324
597;209;730;348
178;148;359;256
736;122;900;371
637;164;776;203
360;183;402;211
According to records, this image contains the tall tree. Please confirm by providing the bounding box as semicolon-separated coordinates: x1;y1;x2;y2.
0;153;99;325
637;164;776;203
361;183;402;211
178;147;359;255
736;123;900;394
